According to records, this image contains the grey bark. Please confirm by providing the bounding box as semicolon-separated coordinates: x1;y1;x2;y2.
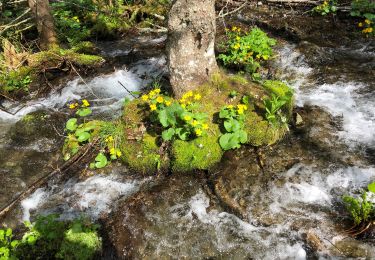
166;0;218;98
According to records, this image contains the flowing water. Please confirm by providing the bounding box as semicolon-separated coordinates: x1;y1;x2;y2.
0;34;374;259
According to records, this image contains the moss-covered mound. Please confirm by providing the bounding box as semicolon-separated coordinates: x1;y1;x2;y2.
118;72;293;174
0;47;104;95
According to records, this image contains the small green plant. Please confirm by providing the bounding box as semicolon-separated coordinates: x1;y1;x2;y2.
313;0;338;15
343;182;375;227
263;94;289;126
0;72;32;93
141;88;209;141
63;99;122;169
2;214;102;259
218;26;276;74
218;104;248;150
0;228;19;260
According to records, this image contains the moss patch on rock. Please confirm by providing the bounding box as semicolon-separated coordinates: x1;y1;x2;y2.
118;72;292;174
121;133;169;174
171;130;223;173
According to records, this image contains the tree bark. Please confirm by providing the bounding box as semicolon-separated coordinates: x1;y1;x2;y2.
166;0;218;98
28;0;58;50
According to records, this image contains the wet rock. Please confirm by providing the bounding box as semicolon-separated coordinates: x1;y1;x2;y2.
103;174;232;259
8;110;67;146
305;229;324;252
333;238;375;258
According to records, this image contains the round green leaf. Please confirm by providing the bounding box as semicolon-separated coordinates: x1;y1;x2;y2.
77;131;91;142
66;118;78;131
95;153;108;168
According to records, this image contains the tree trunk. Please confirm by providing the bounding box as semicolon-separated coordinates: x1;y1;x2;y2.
28;0;58;50
166;0;218;98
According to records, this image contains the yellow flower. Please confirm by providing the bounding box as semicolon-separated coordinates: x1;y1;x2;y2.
233;44;240;50
165;100;172;106
110;147;116;155
184;115;192;121
191;120;198;126
227;105;234;109
195;128;203;136
236;36;241;41
202;123;209;130
187;91;193;97
238;109;244;115
69;103;77;109
256;54;261;59
150;104;157;111
194;94;201;100
141;94;149;101
154;88;161;94
149;90;156;97
105;136;114;143
365;19;371;24
82;99;90;107
156;96;164;103
232;26;237;31
368;27;373;33
116;150;122;157
358;22;363;27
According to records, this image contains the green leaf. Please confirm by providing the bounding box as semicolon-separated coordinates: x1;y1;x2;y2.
219;108;230;119
76;131;91;142
242;95;249;105
162;128;175;141
76;107;92;117
175;128;189;141
219;133;241;150
368;182;375;193
239;130;248;143
95;153;108;168
158;109;169;127
5;228;12;238
66;118;78;131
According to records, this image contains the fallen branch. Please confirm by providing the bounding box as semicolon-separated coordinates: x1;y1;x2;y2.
0;140;98;220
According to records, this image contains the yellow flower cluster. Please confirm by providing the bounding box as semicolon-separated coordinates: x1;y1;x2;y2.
182;114;209;136
68;99;90;109
82;99;90;107
362;27;374;34
69;102;79;109
231;26;241;32
110;147;122;157
227;104;248;115
179;90;201;106
141;88;173;111
237;104;248;114
358;19;373;35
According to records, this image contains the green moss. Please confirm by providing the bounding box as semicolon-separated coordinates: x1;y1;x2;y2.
121;133;168;174
262;80;292;97
56;223;101;260
171;131;223;172
28;48;104;69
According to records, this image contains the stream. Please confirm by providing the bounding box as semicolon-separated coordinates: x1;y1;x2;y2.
1;30;375;258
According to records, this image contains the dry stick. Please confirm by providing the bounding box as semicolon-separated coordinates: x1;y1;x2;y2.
0;140;98;220
218;0;249;18
118;81;137;98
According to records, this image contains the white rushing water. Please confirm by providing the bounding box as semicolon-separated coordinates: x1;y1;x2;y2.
21;172;147;222
0;56;166;122
276;44;375;147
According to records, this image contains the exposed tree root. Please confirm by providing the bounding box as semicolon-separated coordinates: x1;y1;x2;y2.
0;140;99;221
346;221;374;237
